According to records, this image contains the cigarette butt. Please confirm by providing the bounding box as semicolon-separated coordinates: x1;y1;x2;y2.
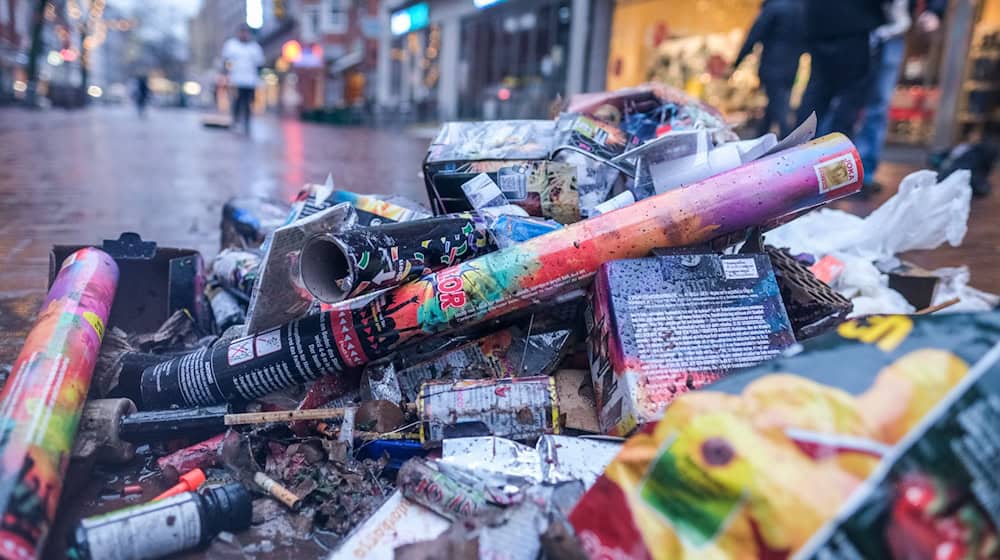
253;472;301;511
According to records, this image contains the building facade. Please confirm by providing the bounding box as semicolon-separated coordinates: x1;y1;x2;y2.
1;0;33;103
376;0;612;122
292;0;379;110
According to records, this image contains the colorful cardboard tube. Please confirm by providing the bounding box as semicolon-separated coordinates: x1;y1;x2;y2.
0;248;118;560
140;134;862;408
299;213;492;303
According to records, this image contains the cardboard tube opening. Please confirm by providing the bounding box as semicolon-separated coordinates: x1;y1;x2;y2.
300;235;354;303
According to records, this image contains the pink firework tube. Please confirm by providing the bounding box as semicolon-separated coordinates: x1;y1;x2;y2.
0;248;118;560
140;134;862;408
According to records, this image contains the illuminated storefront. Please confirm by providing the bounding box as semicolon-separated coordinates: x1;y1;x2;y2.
378;0;612;121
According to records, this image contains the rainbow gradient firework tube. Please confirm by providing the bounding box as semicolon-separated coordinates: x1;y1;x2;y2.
0;248;118;560
140;133;862;408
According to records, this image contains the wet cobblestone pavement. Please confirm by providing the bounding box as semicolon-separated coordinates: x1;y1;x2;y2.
0;106;430;371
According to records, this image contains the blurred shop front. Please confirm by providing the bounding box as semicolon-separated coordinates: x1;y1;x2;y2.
606;0;774;130
377;0;613;122
606;0;1000;150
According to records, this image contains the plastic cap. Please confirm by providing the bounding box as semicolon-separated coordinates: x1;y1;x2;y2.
179;468;207;489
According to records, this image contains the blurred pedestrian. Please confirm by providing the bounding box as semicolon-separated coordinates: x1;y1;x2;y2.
134;75;149;117
796;0;886;136
851;0;945;192
733;0;806;137
222;25;264;134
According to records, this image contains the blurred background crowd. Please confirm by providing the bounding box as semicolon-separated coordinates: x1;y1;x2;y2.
0;0;997;172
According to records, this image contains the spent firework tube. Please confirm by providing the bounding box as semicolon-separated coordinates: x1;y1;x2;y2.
300;212;493;303
139;133;862;408
396;458;495;522
0;248;118;560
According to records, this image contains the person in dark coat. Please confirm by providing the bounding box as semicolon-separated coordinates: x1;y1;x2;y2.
796;0;886;136
850;0;947;191
134;75;149;117
733;0;806;137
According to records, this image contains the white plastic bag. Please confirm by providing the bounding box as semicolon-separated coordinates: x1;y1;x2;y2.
766;169;972;261
858;170;971;258
930;266;1000;312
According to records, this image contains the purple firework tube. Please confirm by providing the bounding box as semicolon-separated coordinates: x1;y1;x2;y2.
0;248;118;560
140;134;863;408
299;212;493;303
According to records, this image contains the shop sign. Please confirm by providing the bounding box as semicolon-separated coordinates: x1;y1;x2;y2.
391;3;429;36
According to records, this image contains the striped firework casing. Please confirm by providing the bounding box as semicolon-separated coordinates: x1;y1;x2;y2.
140;133;863;408
0;248;118;560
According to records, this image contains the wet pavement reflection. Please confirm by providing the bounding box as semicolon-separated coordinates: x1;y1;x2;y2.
0;106;430;369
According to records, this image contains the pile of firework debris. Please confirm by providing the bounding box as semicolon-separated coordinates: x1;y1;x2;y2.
1;83;998;560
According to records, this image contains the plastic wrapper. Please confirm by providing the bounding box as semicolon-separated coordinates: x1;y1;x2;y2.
220;196;291;250
290;179;431;226
570;311;1000;559
765;170;983;316
423;120;583;223
551;114;637;217
440;435;621;492
488;215;562;249
209;248;260;300
361;318;575;404
425;120;556;162
417;376;560;444
588;253;795;435
567;83;736;143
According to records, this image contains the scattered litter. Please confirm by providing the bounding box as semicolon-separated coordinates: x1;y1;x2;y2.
2;84;996;560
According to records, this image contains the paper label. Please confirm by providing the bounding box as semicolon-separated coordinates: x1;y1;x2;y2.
497;168;528;201
83;311;105;340
79;493;203;560
227;337;255;366
721;258;759;280
593;192;636;215
814;153;859;194
254;329;282;357
461;173;507;209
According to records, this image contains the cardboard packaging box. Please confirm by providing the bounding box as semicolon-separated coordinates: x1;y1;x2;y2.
586;253;795;435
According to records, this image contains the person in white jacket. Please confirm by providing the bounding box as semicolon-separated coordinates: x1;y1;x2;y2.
221;25;264;133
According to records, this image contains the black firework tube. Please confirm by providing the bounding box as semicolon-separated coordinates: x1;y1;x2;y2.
139;135;863;409
299;212;493;302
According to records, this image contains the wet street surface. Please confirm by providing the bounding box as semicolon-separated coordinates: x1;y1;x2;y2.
0;106;430;370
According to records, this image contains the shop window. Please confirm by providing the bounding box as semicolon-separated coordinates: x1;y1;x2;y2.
321;0;350;34
301;4;321;42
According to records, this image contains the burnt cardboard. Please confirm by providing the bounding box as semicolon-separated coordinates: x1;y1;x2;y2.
48;232;207;335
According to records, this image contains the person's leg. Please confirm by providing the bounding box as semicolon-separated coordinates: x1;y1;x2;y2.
756;80;776;137
771;81;794;137
826;42;883;138
231;88;242;126
797;59;836;133
242;88;254;132
854;36;906;182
